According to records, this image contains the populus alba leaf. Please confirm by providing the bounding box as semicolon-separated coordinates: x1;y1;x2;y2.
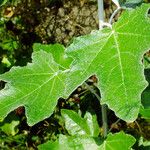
61;109;99;136
99;132;136;150
66;4;150;122
38;132;135;150
38;134;101;150
0;51;68;125
1;4;150;126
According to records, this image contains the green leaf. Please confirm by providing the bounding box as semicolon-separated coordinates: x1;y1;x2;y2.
0;51;68;125
140;108;150;119
0;120;19;136
141;88;150;109
33;43;72;70
38;134;101;150
65;4;150;122
1;4;150;126
38;132;135;150
140;81;150;119
0;0;8;6
0;112;20;136
125;0;143;4
99;132;136;150
118;0;143;7
138;137;150;150
61;109;99;136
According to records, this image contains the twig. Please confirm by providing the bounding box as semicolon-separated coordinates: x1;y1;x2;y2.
97;0;104;29
109;7;122;24
108;119;121;133
97;0;108;138
135;120;143;135
83;82;101;101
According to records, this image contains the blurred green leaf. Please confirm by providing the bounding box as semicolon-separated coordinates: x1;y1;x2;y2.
140;84;150;119
0;0;8;6
99;132;136;150
138;137;150;150
0;112;20;136
38;132;135;150
0;120;19;136
118;0;144;7
38;134;101;150
140;108;150;119
61;109;99;136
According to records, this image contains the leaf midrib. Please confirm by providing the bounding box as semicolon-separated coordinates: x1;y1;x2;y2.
113;32;128;103
0;72;61;110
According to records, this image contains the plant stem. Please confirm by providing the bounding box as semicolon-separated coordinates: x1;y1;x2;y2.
109;7;121;24
97;0;108;138
101;104;108;138
83;82;101;101
108;119;121;133
97;0;104;29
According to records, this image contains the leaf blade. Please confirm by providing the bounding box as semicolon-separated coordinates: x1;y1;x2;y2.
0;51;67;125
66;4;150;122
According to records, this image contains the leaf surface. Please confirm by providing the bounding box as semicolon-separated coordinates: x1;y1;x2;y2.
99;132;136;150
61;109;99;136
66;4;150;122
140;85;150;119
38;132;135;150
0;51;67;125
38;134;101;150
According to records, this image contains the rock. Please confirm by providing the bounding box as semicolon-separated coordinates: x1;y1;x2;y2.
33;0;115;45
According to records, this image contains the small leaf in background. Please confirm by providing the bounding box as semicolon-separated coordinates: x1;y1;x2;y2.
61;109;99;136
0;0;8;6
99;132;136;150
0;40;19;51
0;112;20;136
140;69;150;119
141;88;150;109
140;108;150;119
0;120;19;136
1;56;11;67
138;137;150;150
38;132;135;150
38;134;101;150
123;0;144;7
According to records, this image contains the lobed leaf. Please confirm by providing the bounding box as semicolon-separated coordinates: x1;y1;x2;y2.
65;4;150;122
0;4;150;125
0;51;68;125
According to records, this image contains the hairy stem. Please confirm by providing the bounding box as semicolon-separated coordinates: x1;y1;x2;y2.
97;0;108;138
109;7;122;24
83;82;101;101
98;0;104;29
